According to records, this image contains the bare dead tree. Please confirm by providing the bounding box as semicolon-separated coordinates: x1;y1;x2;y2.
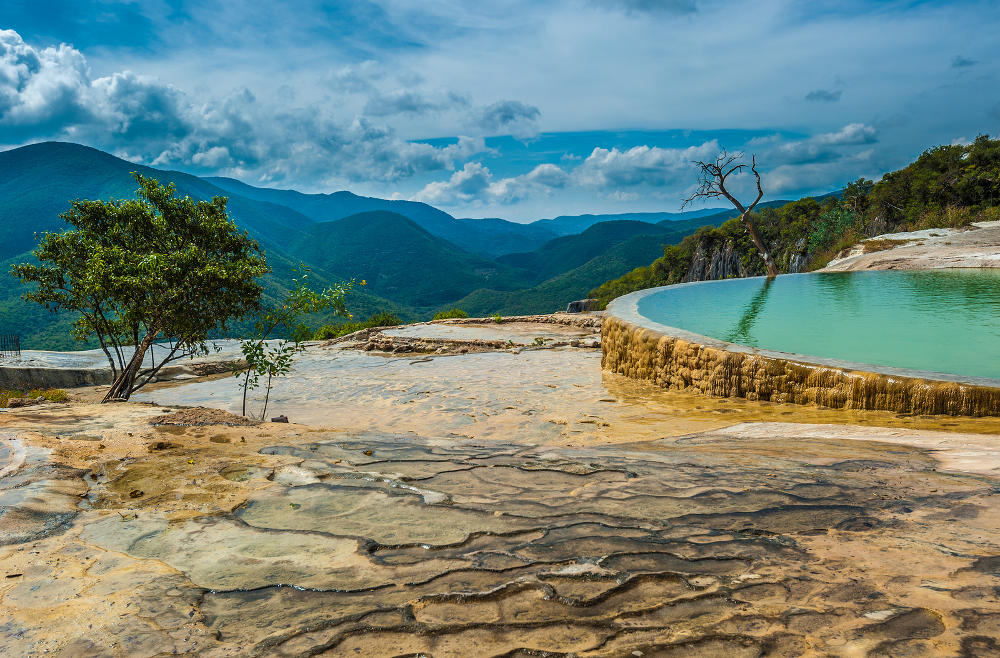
683;151;778;277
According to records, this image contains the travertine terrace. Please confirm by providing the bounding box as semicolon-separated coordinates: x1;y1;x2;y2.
2;319;999;656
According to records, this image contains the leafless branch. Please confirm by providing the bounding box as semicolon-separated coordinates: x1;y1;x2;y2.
681;150;778;277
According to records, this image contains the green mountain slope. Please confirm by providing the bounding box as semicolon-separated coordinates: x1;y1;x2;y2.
497;216;721;286
497;221;666;285
450;231;675;316
0;143;412;348
290;211;532;308
529;208;725;236
207;176;558;258
0;142;316;260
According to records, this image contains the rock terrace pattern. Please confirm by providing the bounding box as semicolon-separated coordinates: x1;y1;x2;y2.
6;429;995;656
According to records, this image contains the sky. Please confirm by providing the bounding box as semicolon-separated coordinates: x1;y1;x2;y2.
1;0;998;221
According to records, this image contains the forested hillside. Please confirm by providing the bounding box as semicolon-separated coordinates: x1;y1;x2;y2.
451;218;720;315
0;141;722;348
591;135;1000;306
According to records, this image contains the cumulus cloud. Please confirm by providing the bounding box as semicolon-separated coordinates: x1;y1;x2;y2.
768;123;877;166
574;141;719;189
413;161;569;205
0;29;94;135
765;147;876;195
412;123;887;210
415;141;731;206
472;100;541;137
0;29;489;188
805;89;842;102
815;123;877;146
325;60;385;93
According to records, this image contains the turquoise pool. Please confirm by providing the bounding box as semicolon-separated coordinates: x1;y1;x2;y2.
634;270;1000;381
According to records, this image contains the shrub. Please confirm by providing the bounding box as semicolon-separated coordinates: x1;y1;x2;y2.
491;313;502;324
433;308;468;320
313;311;402;340
0;388;68;407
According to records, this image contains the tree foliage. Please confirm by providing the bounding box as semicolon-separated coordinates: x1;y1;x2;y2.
12;173;269;402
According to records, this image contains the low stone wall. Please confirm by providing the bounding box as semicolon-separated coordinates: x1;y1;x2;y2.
0;366;112;390
602;314;1000;417
0;359;243;392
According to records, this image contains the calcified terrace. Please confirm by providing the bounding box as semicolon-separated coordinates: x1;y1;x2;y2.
602;288;1000;417
1;318;999;656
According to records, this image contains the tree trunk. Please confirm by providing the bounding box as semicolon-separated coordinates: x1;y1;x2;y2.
242;368;252;417
740;212;779;277
260;369;274;421
102;333;157;403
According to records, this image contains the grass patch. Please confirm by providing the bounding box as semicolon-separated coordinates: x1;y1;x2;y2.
0;388;69;407
862;238;911;253
432;308;468;320
313;311;402;340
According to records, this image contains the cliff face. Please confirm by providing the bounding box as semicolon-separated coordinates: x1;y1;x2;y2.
682;236;808;282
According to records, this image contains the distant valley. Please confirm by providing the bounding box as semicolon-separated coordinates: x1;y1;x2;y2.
0;141;742;349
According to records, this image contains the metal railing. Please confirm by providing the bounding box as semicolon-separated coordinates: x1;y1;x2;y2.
0;334;21;359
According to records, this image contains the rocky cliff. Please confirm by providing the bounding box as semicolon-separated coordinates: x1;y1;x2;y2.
683;236;809;282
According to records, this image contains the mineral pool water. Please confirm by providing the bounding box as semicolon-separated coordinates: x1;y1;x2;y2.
635;269;1000;381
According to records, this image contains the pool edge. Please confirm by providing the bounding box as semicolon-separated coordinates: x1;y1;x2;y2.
602;280;1000;417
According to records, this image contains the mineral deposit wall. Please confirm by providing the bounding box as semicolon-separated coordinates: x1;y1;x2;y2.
601;314;1000;416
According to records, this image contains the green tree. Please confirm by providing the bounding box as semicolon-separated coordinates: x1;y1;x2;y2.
12;173;269;402
237;270;353;419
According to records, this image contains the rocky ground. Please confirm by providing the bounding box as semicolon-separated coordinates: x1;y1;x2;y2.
820;220;1000;272
1;320;999;656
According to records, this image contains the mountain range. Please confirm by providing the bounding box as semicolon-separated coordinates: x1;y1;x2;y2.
0;141;759;349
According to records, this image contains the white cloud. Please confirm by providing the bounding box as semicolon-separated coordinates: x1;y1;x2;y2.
190;145;232;168
765;147;877;195
0;29;93;132
814;123;877;146
0;29;490;189
413;161;569;205
769;123;878;165
414;140;731;206
573;141;719;189
413;126;887;211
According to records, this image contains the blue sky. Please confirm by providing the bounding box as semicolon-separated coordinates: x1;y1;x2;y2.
1;0;998;220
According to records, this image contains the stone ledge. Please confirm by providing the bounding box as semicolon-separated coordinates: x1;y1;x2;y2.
601;313;1000;417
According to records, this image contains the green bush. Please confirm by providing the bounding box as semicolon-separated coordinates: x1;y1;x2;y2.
313;311;402;340
432;308;468;320
0;388;68;407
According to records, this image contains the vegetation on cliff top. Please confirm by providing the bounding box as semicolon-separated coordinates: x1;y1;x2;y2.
591;135;1000;306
